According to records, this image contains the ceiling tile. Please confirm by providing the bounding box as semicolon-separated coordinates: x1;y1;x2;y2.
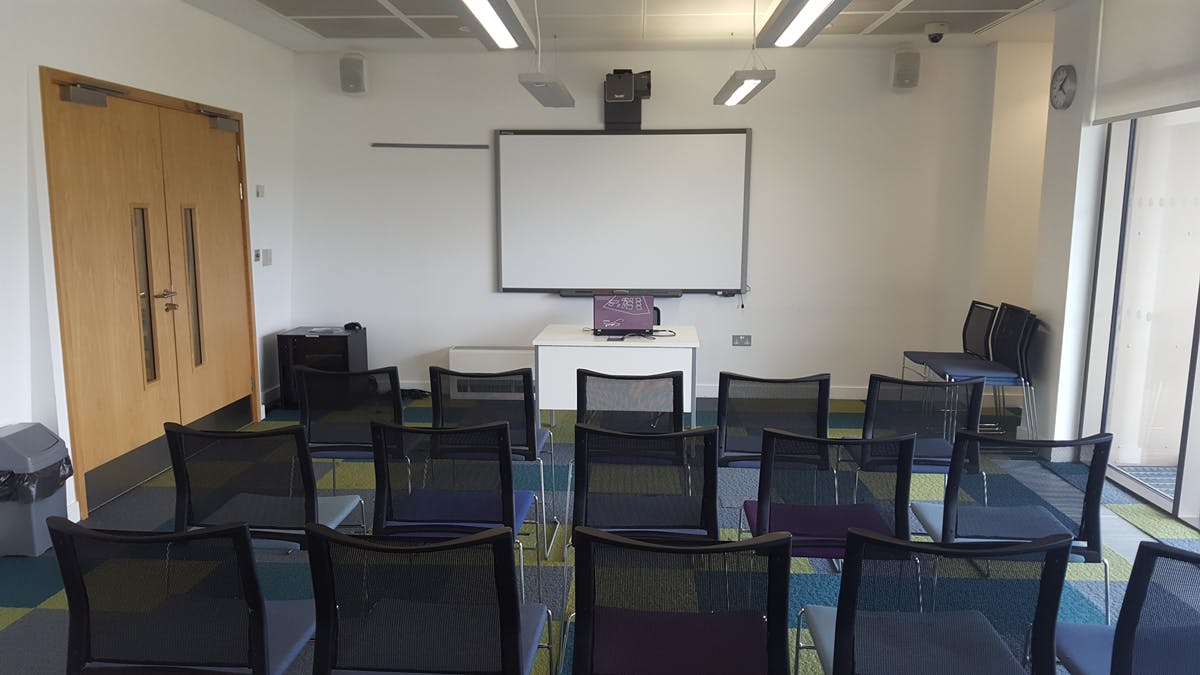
872;10;1007;33
823;12;884;34
385;0;459;15
846;0;901;10
645;0;756;14
533;0;643;17
410;16;473;37
294;17;421;37
539;15;644;38
905;0;1029;10
644;13;752;39
257;0;392;17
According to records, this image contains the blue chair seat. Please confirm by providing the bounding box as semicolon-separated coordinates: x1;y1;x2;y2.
804;605;1025;675
904;351;984;367
911;502;1072;542
1055;622;1113;675
584;494;705;532
591;606;767;674
385;489;535;530
926;359;1024;385
744;501;891;558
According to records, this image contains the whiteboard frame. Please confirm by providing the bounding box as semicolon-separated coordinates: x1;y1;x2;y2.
494;128;751;295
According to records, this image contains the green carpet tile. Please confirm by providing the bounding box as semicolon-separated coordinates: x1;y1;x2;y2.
0;398;1173;674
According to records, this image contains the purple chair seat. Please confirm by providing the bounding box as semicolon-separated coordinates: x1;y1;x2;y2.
744;501;891;558
591;606;768;675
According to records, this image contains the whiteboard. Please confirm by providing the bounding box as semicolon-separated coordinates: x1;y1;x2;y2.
496;130;749;293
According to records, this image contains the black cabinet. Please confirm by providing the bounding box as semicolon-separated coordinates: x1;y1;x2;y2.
276;326;368;408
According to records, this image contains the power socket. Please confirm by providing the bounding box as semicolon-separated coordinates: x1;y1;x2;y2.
732;334;752;347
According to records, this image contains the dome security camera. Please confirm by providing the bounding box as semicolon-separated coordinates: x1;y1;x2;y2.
925;22;949;44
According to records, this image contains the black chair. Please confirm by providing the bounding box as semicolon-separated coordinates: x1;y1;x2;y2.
744;431;915;561
571;423;719;542
801;528;1074;675
1056;540;1200;675
164;423;365;544
716;372;830;466
925;303;1040;438
47;517;314;675
861;373;985;476
901;299;998;379
571;526;791;675
306;524;551;675
370;421;540;599
430;366;557;555
911;431;1114;621
296;365;403;491
576;369;684;434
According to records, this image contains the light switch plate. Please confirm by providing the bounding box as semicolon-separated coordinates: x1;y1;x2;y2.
732;334;752;347
262;248;273;266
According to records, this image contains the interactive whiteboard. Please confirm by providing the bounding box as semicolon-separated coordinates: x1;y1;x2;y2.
496;130;750;294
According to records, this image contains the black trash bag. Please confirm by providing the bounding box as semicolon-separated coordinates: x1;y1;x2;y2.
4;457;75;504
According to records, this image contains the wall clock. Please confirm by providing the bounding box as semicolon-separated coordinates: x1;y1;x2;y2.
1050;64;1077;110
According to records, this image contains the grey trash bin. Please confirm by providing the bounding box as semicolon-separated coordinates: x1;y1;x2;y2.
0;423;73;557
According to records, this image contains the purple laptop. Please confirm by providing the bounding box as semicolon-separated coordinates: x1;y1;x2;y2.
593;295;655;335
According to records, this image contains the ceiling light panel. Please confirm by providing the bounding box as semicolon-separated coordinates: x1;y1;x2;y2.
872;11;1006;34
257;0;392;17
410;16;473;36
905;0;1029;10
294;17;421;37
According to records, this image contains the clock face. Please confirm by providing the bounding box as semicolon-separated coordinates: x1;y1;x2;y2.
1050;64;1077;110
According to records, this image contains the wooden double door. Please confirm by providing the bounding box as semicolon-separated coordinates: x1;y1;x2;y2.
40;68;259;513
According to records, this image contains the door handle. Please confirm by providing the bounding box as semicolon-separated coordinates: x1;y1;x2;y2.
153;289;176;299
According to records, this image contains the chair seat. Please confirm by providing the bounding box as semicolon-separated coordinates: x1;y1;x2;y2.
804;605;1025;675
744;502;891;558
912;503;1072;542
927;359;1024;385
591;607;767;675
201;492;359;531
308;444;374;460
384;489;535;530
1055;622;1113;675
330;602;546;675
317;494;365;529
584;494;704;532
903;351;982;367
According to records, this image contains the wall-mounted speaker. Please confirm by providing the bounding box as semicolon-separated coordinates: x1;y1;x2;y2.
892;47;920;90
339;53;367;95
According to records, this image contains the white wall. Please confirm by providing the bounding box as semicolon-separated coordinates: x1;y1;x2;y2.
1031;0;1106;438
290;46;997;398
978;42;1053;307
0;0;297;513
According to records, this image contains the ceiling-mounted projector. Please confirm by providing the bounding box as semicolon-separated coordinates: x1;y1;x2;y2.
518;73;575;108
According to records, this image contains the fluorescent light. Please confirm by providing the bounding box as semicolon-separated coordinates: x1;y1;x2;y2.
775;0;837;47
713;70;775;106
462;0;519;49
756;0;852;49
724;79;761;106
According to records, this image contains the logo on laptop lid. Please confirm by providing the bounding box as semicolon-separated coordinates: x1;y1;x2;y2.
593;295;654;335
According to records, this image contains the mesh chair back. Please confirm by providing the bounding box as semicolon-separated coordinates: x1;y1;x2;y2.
47;518;266;673
757;432;915;540
371;421;516;533
306;525;521;675
943;431;1113;560
297;366;402;448
165;423;316;533
577;369;684;434
990;304;1034;376
430;366;538;456
863;374;984;466
716;372;830;460
573;424;719;540
962;300;999;359
1113;541;1200;675
834;529;1073;675
573;527;792;675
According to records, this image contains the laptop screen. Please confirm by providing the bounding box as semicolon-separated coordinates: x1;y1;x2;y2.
593;295;655;334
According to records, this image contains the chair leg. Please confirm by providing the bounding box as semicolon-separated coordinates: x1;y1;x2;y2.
542;606;555;675
981;471;989;507
559;611;576;675
795;607;813;675
1103;557;1111;624
852;470;860;504
356;496;368;534
330;459;338;494
516;539;526;603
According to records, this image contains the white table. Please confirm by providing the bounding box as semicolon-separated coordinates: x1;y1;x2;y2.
532;324;700;417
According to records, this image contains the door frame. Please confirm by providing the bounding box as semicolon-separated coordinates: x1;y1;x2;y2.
37;66;261;515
